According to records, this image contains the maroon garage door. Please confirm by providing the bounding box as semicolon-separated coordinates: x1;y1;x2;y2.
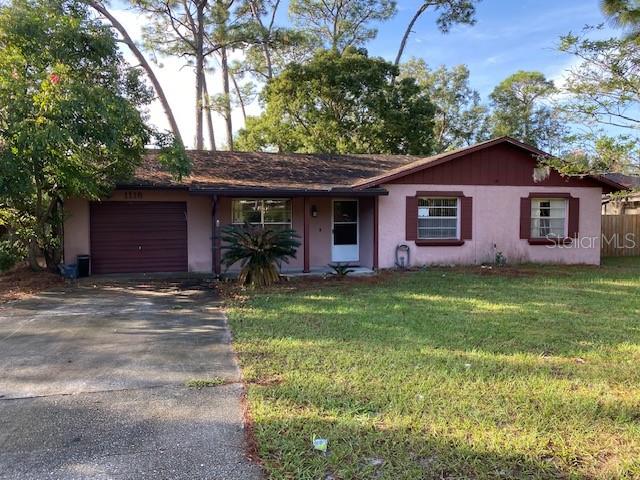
89;202;188;274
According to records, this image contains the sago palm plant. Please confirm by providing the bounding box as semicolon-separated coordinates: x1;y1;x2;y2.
221;223;300;287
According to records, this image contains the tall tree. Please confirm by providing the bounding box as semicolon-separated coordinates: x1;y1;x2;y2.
87;1;184;145
401;58;489;151
210;0;235;150
237;0;281;79
136;0;217;149
237;0;316;80
394;0;478;68
289;0;396;53
488;70;566;152
0;0;180;270
236;49;435;154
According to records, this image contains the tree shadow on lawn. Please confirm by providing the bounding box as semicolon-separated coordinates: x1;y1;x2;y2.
242;276;640;359
234;265;640;479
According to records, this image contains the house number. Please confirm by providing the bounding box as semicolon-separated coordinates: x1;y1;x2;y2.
124;191;143;199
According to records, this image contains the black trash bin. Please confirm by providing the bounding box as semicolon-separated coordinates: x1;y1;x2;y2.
77;255;90;278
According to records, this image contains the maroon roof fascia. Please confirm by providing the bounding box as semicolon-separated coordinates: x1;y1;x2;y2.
352;137;627;192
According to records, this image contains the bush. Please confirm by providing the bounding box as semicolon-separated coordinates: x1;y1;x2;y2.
221;224;300;287
0;238;25;272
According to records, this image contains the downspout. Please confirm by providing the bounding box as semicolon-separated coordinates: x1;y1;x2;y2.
211;195;221;277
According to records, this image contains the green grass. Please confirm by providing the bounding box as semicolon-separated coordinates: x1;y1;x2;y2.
185;377;226;388
227;258;640;479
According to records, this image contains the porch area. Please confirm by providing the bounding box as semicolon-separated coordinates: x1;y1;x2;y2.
211;195;380;275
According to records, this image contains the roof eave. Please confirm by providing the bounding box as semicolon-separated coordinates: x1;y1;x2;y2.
187;186;389;197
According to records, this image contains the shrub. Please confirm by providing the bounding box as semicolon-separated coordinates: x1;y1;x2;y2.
0;238;25;272
328;262;355;277
221;223;300;287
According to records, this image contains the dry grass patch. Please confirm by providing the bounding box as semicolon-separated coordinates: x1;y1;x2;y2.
0;265;63;303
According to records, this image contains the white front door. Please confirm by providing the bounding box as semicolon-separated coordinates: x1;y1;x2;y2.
332;200;359;262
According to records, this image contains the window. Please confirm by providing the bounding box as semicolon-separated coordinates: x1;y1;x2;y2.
417;197;459;239
232;199;292;231
531;198;566;238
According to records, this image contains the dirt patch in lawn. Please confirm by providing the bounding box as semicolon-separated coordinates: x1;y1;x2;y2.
0;265;64;303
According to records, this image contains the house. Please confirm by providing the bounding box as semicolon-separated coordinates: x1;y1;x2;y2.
63;137;625;275
602;173;640;215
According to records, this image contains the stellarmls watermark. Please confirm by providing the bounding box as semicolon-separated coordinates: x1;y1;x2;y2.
544;234;637;249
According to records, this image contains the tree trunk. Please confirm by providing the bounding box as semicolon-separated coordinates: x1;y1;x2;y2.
194;1;206;150
87;1;183;146
247;0;275;79
202;76;217;151
394;2;430;68
27;240;41;271
230;71;247;122
221;46;234;151
43;198;62;272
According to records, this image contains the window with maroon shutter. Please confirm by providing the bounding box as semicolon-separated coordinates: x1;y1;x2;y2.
523;193;579;244
520;197;531;239
405;196;418;241
568;197;580;238
407;192;471;246
460;196;473;240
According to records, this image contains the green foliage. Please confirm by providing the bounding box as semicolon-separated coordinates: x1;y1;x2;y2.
154;134;192;180
601;0;640;38
0;0;156;270
235;1;318;80
428;0;478;33
221;223;301;287
558;29;639;132
328;262;355;277
185;377;226;388
236;49;435;154
289;0;396;52
543;133;640;175
0;238;25;271
401;58;489;152
488;70;566;152
552;26;639;175
0;207;25;271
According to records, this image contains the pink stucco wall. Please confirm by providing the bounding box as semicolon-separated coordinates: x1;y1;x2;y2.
63;190;213;272
63;197;90;267
377;184;603;267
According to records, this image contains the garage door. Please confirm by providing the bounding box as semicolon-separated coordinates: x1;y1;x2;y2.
90;202;188;274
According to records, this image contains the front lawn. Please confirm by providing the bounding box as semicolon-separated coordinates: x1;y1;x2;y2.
227;258;640;479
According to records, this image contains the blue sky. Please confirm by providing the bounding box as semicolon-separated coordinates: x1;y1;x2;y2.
368;0;615;96
112;0;617;147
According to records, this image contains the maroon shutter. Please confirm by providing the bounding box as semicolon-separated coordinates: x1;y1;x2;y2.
520;197;531;239
568;197;580;238
406;196;418;241
460;196;472;240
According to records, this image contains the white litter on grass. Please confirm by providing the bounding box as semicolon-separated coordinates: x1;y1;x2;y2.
464;363;472;368
313;438;328;453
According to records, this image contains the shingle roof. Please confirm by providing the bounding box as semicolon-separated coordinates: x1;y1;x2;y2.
128;150;421;193
604;173;640;189
126;137;627;194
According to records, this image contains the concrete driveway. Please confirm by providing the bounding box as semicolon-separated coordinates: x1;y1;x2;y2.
0;279;262;480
